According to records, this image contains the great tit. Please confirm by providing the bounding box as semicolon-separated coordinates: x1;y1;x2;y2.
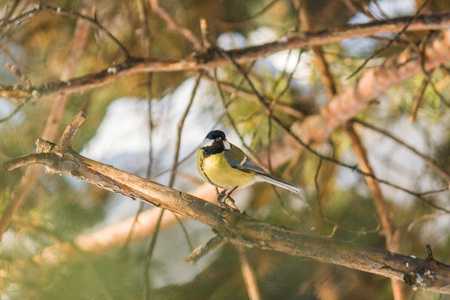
197;130;301;194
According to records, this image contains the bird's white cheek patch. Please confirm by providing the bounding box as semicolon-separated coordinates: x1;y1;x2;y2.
200;138;214;148
223;140;231;150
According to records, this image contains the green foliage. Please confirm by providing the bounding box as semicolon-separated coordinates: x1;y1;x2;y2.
0;0;449;299
5;250;146;299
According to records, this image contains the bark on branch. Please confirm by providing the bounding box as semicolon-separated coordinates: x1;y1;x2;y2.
1;12;449;99
3;111;450;295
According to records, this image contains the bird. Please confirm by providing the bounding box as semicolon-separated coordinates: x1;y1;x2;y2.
197;130;301;203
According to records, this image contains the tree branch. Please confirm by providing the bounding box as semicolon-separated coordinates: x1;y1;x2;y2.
1;12;449;99
3;111;450;294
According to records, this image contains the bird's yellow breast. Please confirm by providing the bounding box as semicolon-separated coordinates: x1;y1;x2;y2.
197;150;255;190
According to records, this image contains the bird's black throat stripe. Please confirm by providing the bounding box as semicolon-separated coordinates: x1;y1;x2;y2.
201;140;224;157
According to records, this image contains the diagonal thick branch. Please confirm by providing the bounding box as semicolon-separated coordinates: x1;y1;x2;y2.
1;12;450;99
3;111;450;294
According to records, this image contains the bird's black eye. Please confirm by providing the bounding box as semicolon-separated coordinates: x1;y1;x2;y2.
206;130;226;140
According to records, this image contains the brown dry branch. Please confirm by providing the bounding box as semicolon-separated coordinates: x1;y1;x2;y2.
3;111;450;295
1;12;450;100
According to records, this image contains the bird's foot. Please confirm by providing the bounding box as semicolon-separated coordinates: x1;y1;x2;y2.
223;196;239;211
217;191;239;211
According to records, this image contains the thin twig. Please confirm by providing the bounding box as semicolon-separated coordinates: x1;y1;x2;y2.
212;67;265;167
149;0;202;50
173;213;194;252
346;125;396;240
5;63;31;89
40;4;130;58
1;3;130;58
353;119;450;183
347;0;431;79
0;0;23;40
169;72;202;187
298;0;337;98
219;0;279;26
203;74;305;118
266;50;302;172
185;235;225;265
122;203;146;250
409;78;429;123
144;209;165;300
314;158;323;215
0;102;24;123
414;32;450;107
0;3;38;28
407;212;447;232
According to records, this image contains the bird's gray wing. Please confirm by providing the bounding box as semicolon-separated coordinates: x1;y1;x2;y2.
224;145;268;174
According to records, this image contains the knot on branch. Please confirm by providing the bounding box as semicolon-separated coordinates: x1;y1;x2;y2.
191;47;223;65
403;268;435;288
36;138;56;153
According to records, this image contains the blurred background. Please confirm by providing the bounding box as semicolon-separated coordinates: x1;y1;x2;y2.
0;0;449;299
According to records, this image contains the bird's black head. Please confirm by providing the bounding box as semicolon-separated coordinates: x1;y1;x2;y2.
200;130;231;157
206;130;226;141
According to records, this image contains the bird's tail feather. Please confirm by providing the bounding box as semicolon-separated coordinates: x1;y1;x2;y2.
255;174;301;194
